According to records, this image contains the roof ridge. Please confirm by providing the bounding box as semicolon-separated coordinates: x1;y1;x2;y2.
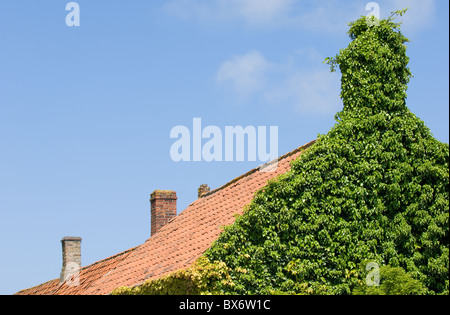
200;140;316;199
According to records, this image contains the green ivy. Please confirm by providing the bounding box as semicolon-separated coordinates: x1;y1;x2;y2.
111;256;234;295
205;11;449;295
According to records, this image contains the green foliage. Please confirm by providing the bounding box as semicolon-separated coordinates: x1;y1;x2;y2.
352;265;426;295
205;11;449;295
111;256;234;295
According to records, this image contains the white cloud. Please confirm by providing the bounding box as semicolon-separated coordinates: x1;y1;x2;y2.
162;0;293;26
162;0;216;21
287;1;361;34
228;0;295;25
216;49;342;114
265;68;341;114
162;0;359;32
381;0;436;33
162;0;436;33
216;50;270;99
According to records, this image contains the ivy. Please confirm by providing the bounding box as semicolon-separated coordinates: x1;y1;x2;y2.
205;11;449;295
111;256;234;295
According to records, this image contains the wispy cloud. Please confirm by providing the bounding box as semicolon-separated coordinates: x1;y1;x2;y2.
161;0;436;34
216;48;342;114
229;0;296;26
265;67;341;115
162;0;295;27
162;0;359;33
173;0;437;114
216;50;270;99
381;0;436;33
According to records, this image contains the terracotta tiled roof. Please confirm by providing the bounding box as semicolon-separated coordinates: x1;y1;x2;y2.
14;246;137;295
15;140;315;295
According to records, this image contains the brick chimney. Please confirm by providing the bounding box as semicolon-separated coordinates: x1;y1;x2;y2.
150;190;177;236
60;236;82;285
198;184;210;198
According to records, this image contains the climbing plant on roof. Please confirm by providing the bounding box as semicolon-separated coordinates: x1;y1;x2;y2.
205;10;449;295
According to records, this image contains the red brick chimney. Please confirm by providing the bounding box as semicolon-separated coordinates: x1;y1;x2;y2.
150;190;177;236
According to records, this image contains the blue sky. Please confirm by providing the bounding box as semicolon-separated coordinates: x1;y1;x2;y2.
0;1;448;295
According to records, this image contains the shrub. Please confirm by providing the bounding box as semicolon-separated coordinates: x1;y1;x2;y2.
352;265;427;295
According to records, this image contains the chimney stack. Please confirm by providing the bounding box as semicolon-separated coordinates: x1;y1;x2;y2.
198;184;210;198
150;190;177;236
60;236;82;285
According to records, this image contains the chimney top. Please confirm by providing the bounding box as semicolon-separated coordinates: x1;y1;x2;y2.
61;236;82;242
198;184;210;198
150;190;177;199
